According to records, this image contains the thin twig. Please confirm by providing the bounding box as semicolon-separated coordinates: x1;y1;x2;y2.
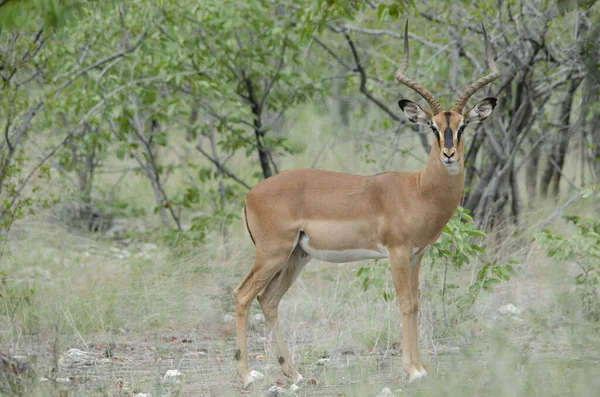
195;144;251;190
341;29;400;121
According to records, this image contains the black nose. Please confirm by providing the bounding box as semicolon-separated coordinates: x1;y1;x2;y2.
444;151;455;159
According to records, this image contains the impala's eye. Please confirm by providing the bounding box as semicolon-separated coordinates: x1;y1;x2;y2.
457;125;466;138
431;126;440;137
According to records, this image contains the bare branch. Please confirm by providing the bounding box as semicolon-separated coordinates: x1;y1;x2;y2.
52;30;147;93
195;144;251;190
21;29;44;62
259;38;287;112
342;25;444;51
340;29;400;121
313;36;354;70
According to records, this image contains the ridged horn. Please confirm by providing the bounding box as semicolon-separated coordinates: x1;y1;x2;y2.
395;20;445;115
451;24;499;113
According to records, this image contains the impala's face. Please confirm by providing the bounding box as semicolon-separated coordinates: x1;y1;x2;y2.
399;98;497;175
430;111;465;173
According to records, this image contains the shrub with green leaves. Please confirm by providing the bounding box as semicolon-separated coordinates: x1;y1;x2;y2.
431;207;518;310
356;207;518;320
536;214;600;321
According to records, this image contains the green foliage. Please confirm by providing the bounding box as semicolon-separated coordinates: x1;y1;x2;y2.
356;207;518;318
356;259;394;302
432;207;487;271
536;209;600;321
167;0;324;177
375;1;416;20
431;207;518;309
0;0;81;30
0;150;53;249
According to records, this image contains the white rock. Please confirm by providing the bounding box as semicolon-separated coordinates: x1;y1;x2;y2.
497;303;522;315
143;243;158;251
56;377;71;383
376;387;394;397
315;358;331;366
253;313;265;323
61;348;96;366
289;384;300;392
223;314;235;323
164;369;182;379
266;385;285;396
133;394;151;397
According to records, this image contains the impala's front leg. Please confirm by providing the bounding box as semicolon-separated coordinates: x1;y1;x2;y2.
389;247;426;382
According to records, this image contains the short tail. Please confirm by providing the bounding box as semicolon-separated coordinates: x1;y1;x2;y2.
242;202;256;246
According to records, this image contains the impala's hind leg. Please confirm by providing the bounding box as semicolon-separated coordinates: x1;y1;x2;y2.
258;246;311;385
233;243;296;388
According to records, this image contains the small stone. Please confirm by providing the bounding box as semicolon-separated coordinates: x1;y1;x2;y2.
315;358;331;366
61;348;97;366
266;385;285;396
133;394;151;397
289;384;300;392
223;314;235;323
253;313;265;323
376;387;393;397
164;369;182;379
143;243;158;251
497;303;522;315
56;377;71;383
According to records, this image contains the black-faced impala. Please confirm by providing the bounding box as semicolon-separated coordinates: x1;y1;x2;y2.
233;21;499;388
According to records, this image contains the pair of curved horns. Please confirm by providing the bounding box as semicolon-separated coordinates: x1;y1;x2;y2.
394;20;499;114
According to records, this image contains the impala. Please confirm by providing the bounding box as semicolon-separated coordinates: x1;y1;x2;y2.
233;21;499;388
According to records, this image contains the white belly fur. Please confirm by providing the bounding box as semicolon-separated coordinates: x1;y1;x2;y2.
298;234;388;263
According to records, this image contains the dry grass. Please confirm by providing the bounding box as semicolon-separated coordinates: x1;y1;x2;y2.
2;215;600;396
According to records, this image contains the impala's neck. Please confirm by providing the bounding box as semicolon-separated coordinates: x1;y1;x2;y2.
418;142;465;213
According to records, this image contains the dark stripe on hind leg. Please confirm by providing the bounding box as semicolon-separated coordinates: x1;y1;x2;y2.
243;204;256;246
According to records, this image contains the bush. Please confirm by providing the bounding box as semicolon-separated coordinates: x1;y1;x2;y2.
536;213;600;322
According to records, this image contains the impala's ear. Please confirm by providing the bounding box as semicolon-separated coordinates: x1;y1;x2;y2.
398;99;432;126
464;97;497;124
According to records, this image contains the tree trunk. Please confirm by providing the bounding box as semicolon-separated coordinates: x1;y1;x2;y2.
525;138;539;203
540;76;582;198
244;76;273;179
551;77;582;196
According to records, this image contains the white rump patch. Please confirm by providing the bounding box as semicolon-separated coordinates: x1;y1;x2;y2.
298;234;388;263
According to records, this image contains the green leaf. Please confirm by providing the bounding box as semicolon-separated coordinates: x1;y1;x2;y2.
470;243;485;254
465;229;487;237
482;278;501;292
476;263;491;282
152;132;169;147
